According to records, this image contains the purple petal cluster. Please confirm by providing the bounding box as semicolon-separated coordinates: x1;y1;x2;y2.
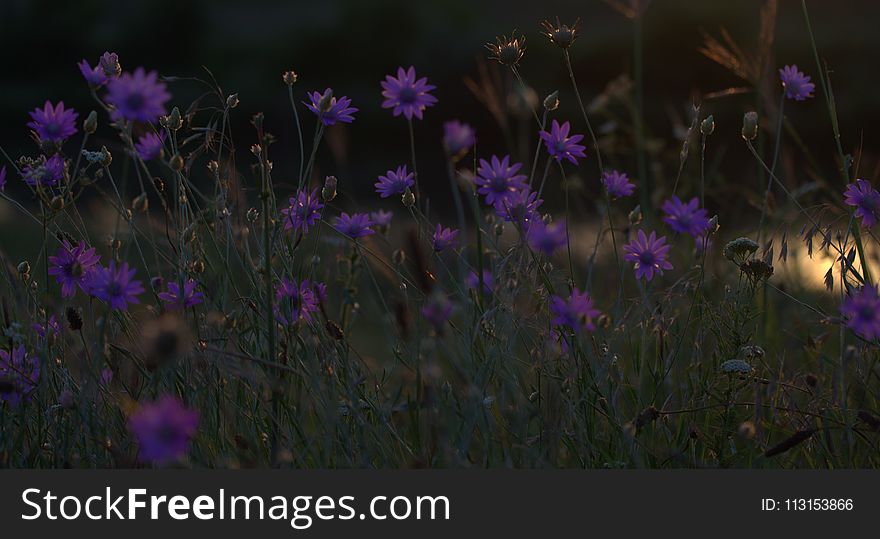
305;88;358;126
159;279;205;310
375;166;415;198
602;170;635;199
476;155;528;206
105;68;171;123
135;131;166;161
623;230;673;282
274;278;322;324
550;288;600;333
779;65;815;101
370;210;394;230
421;295;453;333
662;196;710;238
380;66;437;120
841;285;880;341
22;155;65;188
334;212;375;238
78;59;108;87
432;225;459;253
48;240;101;298
27;101;78;143
87;261;145;310
466;269;494;296
540;120;586;165
0;346;40;407
527;220;567;256
494;188;543;229
843;179;880;228
443;120;476;157
281;188;324;234
128;395;199;463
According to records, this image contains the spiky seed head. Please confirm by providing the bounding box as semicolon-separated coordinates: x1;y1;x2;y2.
540;17;581;49
486;32;525;66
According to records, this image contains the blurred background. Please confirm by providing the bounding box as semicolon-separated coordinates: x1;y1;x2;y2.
1;0;879;238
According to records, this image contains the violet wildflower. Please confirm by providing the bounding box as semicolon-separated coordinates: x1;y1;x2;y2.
443;120;476;158
476;155;528;206
380;66;437;120
159;279;205;310
134;131;165;161
550;288;600;334
602;170;635;199
375;166;415;198
304;88;358;126
105;68;171;123
466;269;494;296
494;188;543;229
87;261;145;310
99;52;122;78
128;395;199;463
527;220;567;256
843;179;880;228
841;285;880;341
370;210;393;233
540;120;587;165
421;295;453;334
22;154;65;188
48;240;101;298
0;166;6;191
78;59;107;87
334;212;375;238
623;230;673;282
274;278;321;324
27;101;78;143
33;315;61;341
281;188;323;234
432;225;459;253
662;196;710;238
779;65;815;101
0;345;40;407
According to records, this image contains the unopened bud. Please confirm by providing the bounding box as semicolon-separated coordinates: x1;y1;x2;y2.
132;192;149;213
741;111;758;141
170;153;184;171
628;205;643;226
282;70;298;85
317;89;334;113
100;146;112;166
543;90;560;111
83;111;98;134
401;188;416;207
226;93;240;109
50;195;65;212
99;52;121;78
17;261;31;275
392;249;406;266
700;115;715;136
247;207;259;222
161;107;183;131
321;175;338;202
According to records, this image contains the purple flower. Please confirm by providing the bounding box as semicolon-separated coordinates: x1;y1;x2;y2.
602;170;635;199
370;210;394;230
443;120;476;157
623;230;673;281
48;240;101;298
281;188;324;234
274;278;321;324
550;288;600;334
33;315;61;341
105;68;171;123
27;101;78;143
466;269;494;296
304;88;358;126
128;395;199;463
662;196;710;238
134;131;165;161
334;212;375;238
0;346;40;407
476;155;528;206
421;295;453;333
779;65;815;101
540;120;587;165
843;179;880;228
78;59;107;87
375;165;415;198
22;155;65;188
87;261;145;310
0;166;6;191
432;225;459;252
159;279;204;310
527;220;567;256
380;66;438;120
842;285;880;341
99;52;121;78
494;188;543;229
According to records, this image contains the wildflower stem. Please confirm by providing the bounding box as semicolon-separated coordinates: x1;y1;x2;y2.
633;12;650;218
407;118;420;205
287;85;306;185
563;50;604;176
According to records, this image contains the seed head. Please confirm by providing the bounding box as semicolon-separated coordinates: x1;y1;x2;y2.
486;31;526;67
540;17;581;49
66;307;83;331
282;70;298;86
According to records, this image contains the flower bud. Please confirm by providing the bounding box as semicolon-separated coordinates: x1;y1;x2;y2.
282;70;298;85
170;153;185;171
50;195;65;212
226;93;240;109
401;188;416;207
247;207;259;222
317;89;334;113
132;192;149;213
161;107;183;131
100;52;121;78
700;115;715;136
83;110;98;134
66;307;83;331
543;90;560;111
741;111;758;141
392;249;406;266
100;146;112;166
17;261;31;275
321;175;338;202
628;205;643;226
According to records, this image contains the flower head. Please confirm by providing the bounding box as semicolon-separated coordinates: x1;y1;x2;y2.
128;395;199;463
22;155;65;187
550;288;600;333
540;120;586;165
661;196;710;238
0;346;40;407
843;179;880;228
304;88;358;126
334;212;375;238
281;188;324;234
380;66;437;120
33;315;62;341
370;210;394;230
527;220;567;256
779;65;815;101
159;279;204;310
842;285;880;341
602;169;635;199
476;155;528;206
540;17;581;49
432;224;459;253
465;269;494;296
27;101;78;143
78;59;108;87
375;165;415;198
623;230;673;281
443;120;476;158
486;32;526;66
134;131;165;161
48;240;101;298
274;278;321;324
494;188;543;229
99;52;122;79
87;261;145;310
421;294;453;334
105;68;171;123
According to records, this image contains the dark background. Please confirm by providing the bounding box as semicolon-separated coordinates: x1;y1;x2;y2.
1;0;878;216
